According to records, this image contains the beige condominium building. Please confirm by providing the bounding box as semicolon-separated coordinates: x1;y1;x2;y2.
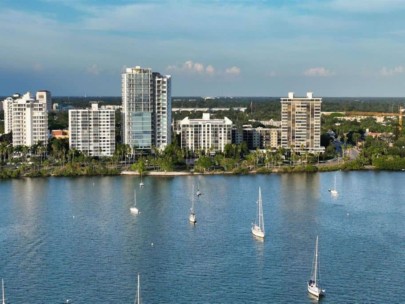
280;92;324;154
179;113;233;153
69;102;115;157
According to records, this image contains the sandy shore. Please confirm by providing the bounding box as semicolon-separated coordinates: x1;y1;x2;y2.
121;170;194;176
120;170;239;176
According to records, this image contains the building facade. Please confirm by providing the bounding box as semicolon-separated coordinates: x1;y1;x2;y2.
36;90;52;112
232;126;280;150
280;92;324;153
2;92;49;147
179;113;233;153
69;103;115;157
121;66;171;152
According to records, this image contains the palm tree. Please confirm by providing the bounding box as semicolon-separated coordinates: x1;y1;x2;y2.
0;142;7;164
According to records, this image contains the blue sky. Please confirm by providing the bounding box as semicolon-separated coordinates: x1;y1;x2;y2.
1;0;405;97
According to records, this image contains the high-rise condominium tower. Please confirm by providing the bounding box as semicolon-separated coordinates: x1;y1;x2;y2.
121;66;171;152
69;102;115;157
2;92;49;147
280;92;324;153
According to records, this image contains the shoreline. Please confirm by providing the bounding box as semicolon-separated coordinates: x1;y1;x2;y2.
0;164;379;180
120;166;376;176
121;170;236;176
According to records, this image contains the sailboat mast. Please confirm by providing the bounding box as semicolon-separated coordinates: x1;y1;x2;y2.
136;273;140;304
314;236;319;284
258;187;264;230
2;279;5;304
134;190;137;207
191;184;195;212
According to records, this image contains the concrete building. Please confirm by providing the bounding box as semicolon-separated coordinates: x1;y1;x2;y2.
3;96;15;134
179;113;232;153
3;92;48;147
280;92;324;153
232;126;280;150
69;103;115;157
154;73;172;150
51;129;69;139
121;66;171;152
36;90;52;112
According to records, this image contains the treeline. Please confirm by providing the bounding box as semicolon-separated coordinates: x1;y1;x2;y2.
48;96;405;123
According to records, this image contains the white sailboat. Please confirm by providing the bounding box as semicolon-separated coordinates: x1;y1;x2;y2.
251;187;265;239
2;278;5;304
328;173;338;196
308;236;325;298
196;180;202;197
134;273;141;304
130;190;139;215
189;185;197;224
139;175;144;188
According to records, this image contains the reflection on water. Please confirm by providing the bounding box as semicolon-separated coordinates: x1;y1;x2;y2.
0;172;404;303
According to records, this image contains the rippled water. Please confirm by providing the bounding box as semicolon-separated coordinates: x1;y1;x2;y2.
0;171;404;303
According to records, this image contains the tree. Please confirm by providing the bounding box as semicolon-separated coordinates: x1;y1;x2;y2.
132;157;146;175
352;132;361;147
194;156;213;172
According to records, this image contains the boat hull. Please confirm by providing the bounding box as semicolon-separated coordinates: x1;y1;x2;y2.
189;213;196;224
130;207;139;215
251;225;265;238
307;283;324;298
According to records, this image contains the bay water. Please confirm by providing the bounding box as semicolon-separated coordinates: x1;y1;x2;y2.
0;171;404;303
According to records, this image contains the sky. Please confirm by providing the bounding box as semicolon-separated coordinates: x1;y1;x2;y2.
1;0;405;97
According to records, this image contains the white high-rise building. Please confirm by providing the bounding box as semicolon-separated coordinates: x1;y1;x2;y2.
179;113;233;153
36;90;52;112
154;73;172;150
3;96;15;134
69;103;115;157
280;92;324;153
121;66;171;152
2;92;48;147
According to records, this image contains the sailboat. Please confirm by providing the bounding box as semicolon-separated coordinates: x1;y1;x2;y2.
130;190;139;215
251;187;265;239
308;236;325;298
139;175;144;188
134;273;141;304
196;180;202;197
2;278;5;304
189;185;197;224
328;173;338;196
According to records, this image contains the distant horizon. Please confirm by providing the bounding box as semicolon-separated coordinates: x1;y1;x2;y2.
2;94;405;100
0;91;405;102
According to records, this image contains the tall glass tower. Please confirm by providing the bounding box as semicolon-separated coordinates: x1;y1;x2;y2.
122;66;171;152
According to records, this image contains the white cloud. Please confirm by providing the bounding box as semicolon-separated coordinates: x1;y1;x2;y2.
86;64;101;75
167;60;216;76
33;63;44;72
380;65;405;76
225;66;241;76
206;65;215;75
329;0;405;13
171;60;205;73
304;67;334;77
266;71;277;78
167;61;241;78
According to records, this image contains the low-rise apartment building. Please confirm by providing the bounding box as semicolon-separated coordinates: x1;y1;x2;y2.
179;113;232;153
